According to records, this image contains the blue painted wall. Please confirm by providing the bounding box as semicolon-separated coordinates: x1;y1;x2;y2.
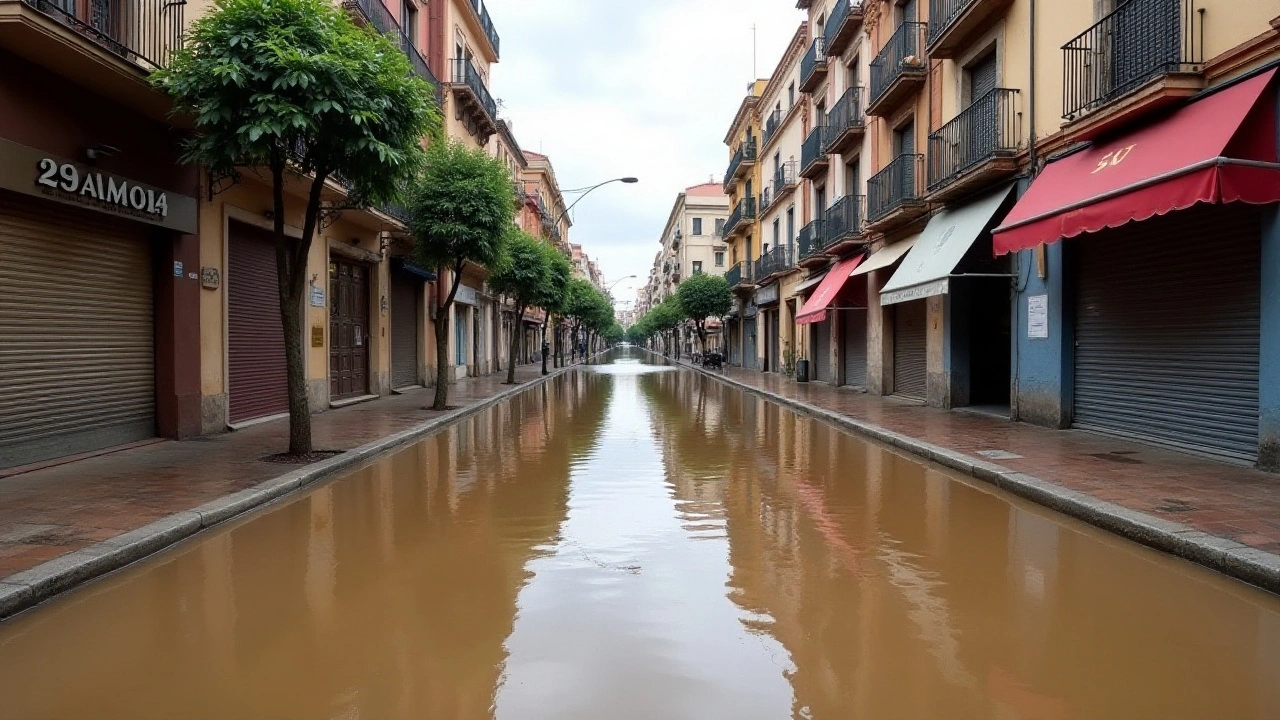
1011;241;1073;429
1260;206;1280;471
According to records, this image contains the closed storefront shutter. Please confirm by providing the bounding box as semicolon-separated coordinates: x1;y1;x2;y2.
1073;208;1260;463
814;319;834;383
893;300;927;400
390;271;420;389
744;318;758;369
842;309;867;387
0;193;155;469
228;221;289;424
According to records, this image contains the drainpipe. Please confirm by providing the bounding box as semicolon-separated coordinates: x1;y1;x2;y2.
1028;0;1038;174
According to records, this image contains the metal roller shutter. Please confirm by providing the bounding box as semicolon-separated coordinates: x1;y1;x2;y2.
390;271;421;389
770;311;781;373
814;319;834;383
0;193;154;469
842;309;867;387
894;300;927;399
228;221;289;424
744;318;758;369
1073;208;1260;463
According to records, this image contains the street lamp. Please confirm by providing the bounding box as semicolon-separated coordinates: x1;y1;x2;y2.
605;275;637;293
552;177;638;227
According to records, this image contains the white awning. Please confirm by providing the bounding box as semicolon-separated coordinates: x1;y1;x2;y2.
880;183;1016;306
852;236;917;277
794;272;828;294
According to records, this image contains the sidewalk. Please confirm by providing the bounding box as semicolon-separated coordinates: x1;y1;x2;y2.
0;362;565;617
678;356;1280;593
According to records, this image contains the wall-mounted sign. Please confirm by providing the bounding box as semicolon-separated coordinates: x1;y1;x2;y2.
310;286;326;307
454;283;479;307
173;261;184;278
0;138;198;234
755;283;779;306
311;326;324;347
201;267;221;290
1028;295;1049;339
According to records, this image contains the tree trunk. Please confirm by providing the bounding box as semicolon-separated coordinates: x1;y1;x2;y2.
540;316;550;375
432;265;463;410
506;303;524;384
554;321;562;368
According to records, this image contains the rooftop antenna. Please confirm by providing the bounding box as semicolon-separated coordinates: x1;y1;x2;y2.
752;24;758;79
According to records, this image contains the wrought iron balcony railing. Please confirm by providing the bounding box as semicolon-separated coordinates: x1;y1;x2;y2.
798;219;826;258
344;0;439;95
723;138;758;190
451;57;497;123
800;37;827;91
928;0;978;45
928;88;1019;191
869;22;927;107
22;0;183;70
468;0;500;58
823;195;864;247
726;261;753;287
825;0;865;55
400;34;440;97
801;125;828;176
724;195;757;237
762;107;783;147
824;87;864;152
754;245;794;280
772;161;798;198
867;154;924;223
1062;0;1200;120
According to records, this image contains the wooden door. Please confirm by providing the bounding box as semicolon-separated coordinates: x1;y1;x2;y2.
330;258;370;400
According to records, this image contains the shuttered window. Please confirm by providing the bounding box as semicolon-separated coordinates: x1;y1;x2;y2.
842;309;868;387
968;51;999;102
0;193;154;469
390;271;421;389
1073;207;1260;463
814;319;834;383
893;300;928;400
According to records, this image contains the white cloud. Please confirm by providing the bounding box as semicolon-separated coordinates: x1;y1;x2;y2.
487;0;803;305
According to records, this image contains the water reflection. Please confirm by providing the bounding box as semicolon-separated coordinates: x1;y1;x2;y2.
0;349;1277;720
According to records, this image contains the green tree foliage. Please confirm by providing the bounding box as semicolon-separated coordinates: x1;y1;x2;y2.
488;230;553;384
676;273;732;353
153;0;439;454
536;248;574;375
407;140;515;408
603;323;625;345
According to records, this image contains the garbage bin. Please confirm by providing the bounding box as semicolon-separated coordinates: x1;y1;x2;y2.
795;359;809;383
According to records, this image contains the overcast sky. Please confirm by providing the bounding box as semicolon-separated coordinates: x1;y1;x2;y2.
486;0;804;307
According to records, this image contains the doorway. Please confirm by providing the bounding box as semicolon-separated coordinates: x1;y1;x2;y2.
329;257;370;400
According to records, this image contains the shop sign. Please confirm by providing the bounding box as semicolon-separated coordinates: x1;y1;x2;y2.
455;283;479;306
0;138;198;234
755;283;779;306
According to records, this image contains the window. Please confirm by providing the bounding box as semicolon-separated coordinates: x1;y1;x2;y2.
786;208;795;246
714;218;726;236
788;82;796;108
693;261;703;275
402;1;418;47
715;251;725;267
692;218;703;235
773;219;780;247
454;306;468;366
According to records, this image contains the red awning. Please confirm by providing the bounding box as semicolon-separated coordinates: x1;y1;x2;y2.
796;255;864;325
993;69;1279;255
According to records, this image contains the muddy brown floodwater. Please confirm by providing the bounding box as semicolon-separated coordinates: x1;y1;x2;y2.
1;350;1279;719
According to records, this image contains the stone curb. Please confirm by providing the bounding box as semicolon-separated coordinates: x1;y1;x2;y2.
676;356;1280;595
0;363;583;621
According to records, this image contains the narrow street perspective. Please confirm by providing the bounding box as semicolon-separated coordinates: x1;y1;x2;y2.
2;352;1278;720
2;0;1280;717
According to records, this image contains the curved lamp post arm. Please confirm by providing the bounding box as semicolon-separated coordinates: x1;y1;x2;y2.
552;177;638;228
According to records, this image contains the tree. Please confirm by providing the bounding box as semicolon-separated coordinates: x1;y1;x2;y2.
603;323;624;346
487;231;552;384
562;278;597;361
536;249;573;376
407;141;514;409
676;273;732;354
153;0;439;455
648;296;686;356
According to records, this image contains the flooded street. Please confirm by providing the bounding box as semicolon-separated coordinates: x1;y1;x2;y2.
1;351;1279;719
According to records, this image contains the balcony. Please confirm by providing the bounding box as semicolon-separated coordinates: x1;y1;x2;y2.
765;161;798;212
448;57;499;140
866;154;926;232
822;194;866;255
11;0;183;75
342;0;440;96
723;195;757;239
800;125;829;180
466;0;501;59
723;138;758;193
823;87;865;156
762;107;783;148
726;261;755;294
824;0;865;57
928;88;1019;201
927;0;1015;59
797;219;828;269
867;22;927;117
1061;0;1202;140
799;37;827;93
754;245;794;284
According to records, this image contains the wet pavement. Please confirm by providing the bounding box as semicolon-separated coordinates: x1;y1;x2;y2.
1;351;1278;719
